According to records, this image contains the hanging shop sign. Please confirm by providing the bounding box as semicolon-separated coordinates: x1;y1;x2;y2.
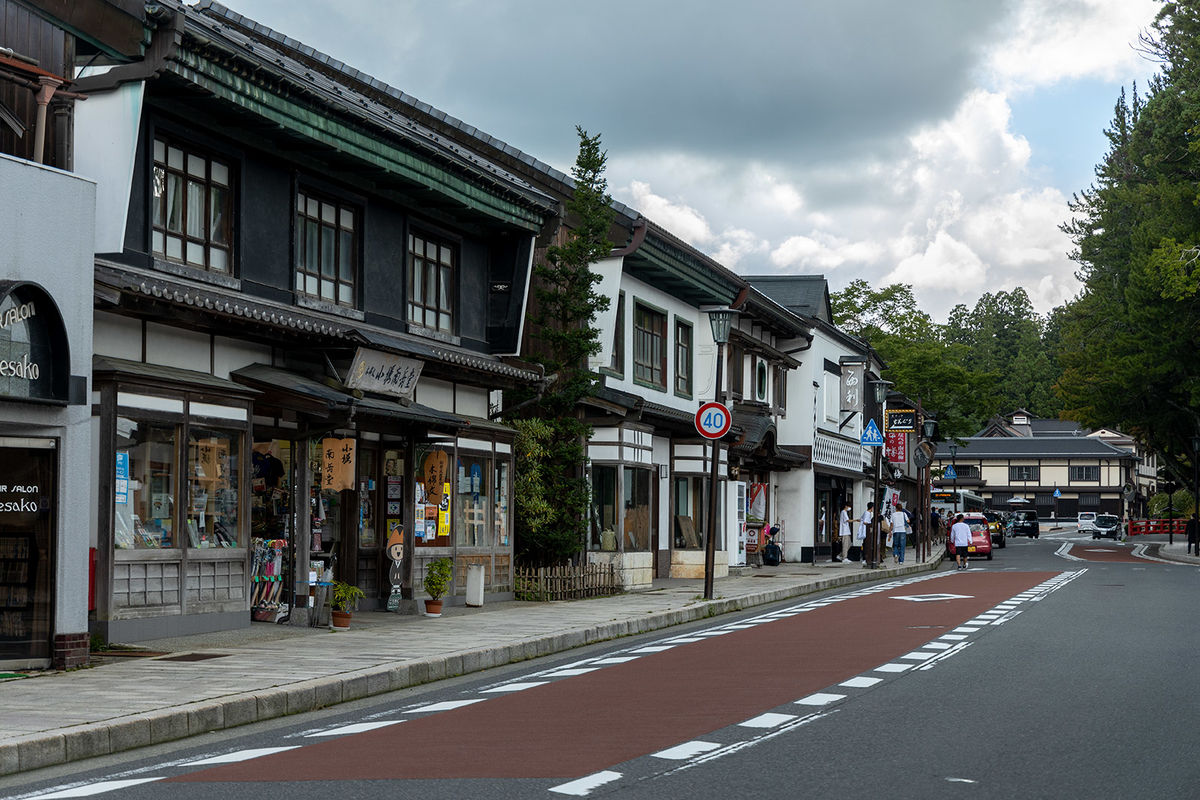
344;348;423;400
884;409;916;432
840;363;864;414
885;430;907;465
321;437;356;492
0;282;71;405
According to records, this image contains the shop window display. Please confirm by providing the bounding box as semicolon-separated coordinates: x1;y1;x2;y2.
454;454;489;547
114;418;178;549
187;428;240;548
624;467;652;551
310;439;345;556
251;440;291;621
494;461;510;548
673;476;706;549
590;465;617;551
415;449;451;547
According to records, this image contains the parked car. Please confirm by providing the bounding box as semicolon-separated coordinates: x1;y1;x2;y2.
1077;511;1098;534
1091;513;1123;540
1010;510;1040;538
983;510;1006;549
948;513;994;561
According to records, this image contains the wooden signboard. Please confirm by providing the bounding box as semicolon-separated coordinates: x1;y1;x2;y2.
423;450;449;506
321;437;356;492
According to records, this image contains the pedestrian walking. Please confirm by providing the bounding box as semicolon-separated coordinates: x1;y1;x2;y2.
950;513;971;570
930;508;942;544
891;502;910;563
858;502;873;567
836;500;853;562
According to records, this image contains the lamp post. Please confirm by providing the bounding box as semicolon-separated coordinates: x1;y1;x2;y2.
703;307;736;601
1191;436;1200;554
921;415;937;562
949;443;959;516
868;379;892;569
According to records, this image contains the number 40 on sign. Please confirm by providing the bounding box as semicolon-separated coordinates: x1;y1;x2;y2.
695;402;732;440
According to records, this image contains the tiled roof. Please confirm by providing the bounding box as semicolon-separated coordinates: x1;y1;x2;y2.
935;437;1133;459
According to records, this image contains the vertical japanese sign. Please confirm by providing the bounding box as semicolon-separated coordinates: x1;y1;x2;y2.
885;430;907;464
841;363;864;413
322;437;356;492
115;452;129;505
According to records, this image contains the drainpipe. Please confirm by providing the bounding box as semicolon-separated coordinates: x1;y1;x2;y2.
33;76;63;164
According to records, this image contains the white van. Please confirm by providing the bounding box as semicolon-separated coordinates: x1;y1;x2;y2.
1077;512;1098;533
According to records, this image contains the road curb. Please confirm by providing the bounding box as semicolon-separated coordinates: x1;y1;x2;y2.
0;555;943;776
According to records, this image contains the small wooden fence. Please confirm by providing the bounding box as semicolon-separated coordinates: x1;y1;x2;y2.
515;563;619;602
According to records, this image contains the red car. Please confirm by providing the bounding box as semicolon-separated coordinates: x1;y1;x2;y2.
947;514;994;561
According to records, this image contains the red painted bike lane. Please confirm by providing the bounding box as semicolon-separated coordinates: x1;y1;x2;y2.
172;571;1058;784
1068;544;1149;563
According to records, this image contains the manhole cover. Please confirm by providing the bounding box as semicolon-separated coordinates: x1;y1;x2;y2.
156;653;230;662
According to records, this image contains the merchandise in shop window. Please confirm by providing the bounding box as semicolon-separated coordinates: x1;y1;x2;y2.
114;418;177;549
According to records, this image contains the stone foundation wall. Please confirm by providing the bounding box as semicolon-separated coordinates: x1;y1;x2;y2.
669;550;729;580
53;632;89;670
587;551;654;590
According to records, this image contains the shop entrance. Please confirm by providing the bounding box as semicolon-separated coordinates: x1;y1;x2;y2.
0;439;56;668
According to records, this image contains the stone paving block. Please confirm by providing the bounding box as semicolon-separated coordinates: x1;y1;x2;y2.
148;711;189;744
442;654;463;678
406;661;429;686
342;674;368;702
107;718;150;753
222;696;257;728
366;669;389;697
388;663;411;690
187;704;223;735
425;658;447;683
19;735;65;771
64;726;109;761
257;689;287;721
0;743;18;776
287;685;315;715
460;649;483;674
312;680;342;709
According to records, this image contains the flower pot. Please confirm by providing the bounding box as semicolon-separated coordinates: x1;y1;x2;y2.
424;599;443;617
330;610;352;630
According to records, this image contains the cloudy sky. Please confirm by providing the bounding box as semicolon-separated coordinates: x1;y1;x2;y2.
225;0;1160;318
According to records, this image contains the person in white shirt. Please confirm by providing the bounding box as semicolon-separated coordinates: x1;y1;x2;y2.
891;503;910;563
950;514;972;570
858;503;874;567
836;501;853;562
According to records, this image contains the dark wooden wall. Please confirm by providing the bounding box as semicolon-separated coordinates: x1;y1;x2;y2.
0;0;74;167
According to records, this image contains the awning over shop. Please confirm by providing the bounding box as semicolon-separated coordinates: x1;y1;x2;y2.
94;355;259;398
730;410;808;471
231;363;466;434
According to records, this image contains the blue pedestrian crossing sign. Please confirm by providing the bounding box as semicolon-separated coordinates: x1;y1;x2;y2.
1053;488;1061;498
861;418;884;447
943;464;958;480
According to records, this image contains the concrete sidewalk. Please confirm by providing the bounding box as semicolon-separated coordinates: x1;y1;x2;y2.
0;547;945;776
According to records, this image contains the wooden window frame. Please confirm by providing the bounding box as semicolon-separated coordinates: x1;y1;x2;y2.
1009;465;1040;482
674;318;693;399
1070;465;1099;482
152;135;234;274
407;230;458;334
294;190;358;308
632;301;667;391
603;292;625;379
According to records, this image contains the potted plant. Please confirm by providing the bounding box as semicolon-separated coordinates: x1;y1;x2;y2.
423;558;452;616
330;580;365;631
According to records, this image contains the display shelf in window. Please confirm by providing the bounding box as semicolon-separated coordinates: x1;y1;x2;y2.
0;533;37;640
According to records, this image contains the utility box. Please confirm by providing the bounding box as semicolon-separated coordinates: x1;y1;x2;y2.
465;564;485;607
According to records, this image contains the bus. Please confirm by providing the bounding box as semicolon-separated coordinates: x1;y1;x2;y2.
931;489;985;517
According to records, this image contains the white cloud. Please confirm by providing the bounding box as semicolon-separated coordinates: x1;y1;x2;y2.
628;181;715;245
769;233;884;271
886;231;988;294
908;89;1031;176
986;0;1159;91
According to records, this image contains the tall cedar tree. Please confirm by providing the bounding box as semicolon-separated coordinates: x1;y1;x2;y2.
509;128;614;566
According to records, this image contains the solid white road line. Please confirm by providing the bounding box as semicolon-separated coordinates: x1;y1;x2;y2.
404;699;485;713
840;676;883;688
549;770;623;796
739;713;798;728
306;721;403;736
34;777;164;796
795;693;846;706
652;741;722;760
188;747;300;765
480;681;548;693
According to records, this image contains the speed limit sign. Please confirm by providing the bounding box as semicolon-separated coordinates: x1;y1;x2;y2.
695;402;732;439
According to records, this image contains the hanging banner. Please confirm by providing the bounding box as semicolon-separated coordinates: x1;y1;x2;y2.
321;437;356;492
841;363;864;413
885;430;907;464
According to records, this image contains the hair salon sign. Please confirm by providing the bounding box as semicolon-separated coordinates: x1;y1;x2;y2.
0;282;70;405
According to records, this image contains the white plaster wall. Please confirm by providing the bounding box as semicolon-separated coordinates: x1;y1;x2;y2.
0;155;96;639
212;336;273;379
455;385;488;418
145;322;210;372
93;311;142;361
653;436;670;551
415;377;454;412
72;74;143;255
587;256;625;371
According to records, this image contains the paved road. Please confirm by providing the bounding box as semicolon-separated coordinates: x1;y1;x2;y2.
4;534;1197;799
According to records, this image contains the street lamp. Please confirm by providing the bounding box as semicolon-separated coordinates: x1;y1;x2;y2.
702;306;736;600
949;443;959;516
1191;436;1200;554
867;379;892;569
921;416;936;561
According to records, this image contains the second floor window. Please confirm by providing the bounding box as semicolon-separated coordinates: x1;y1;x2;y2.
1070;465;1100;481
152;137;232;273
1010;465;1040;482
408;233;456;333
674;319;692;396
633;303;666;389
609;292;625;376
295;192;357;307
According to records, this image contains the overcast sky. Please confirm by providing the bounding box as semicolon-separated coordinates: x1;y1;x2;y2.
222;0;1160;319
